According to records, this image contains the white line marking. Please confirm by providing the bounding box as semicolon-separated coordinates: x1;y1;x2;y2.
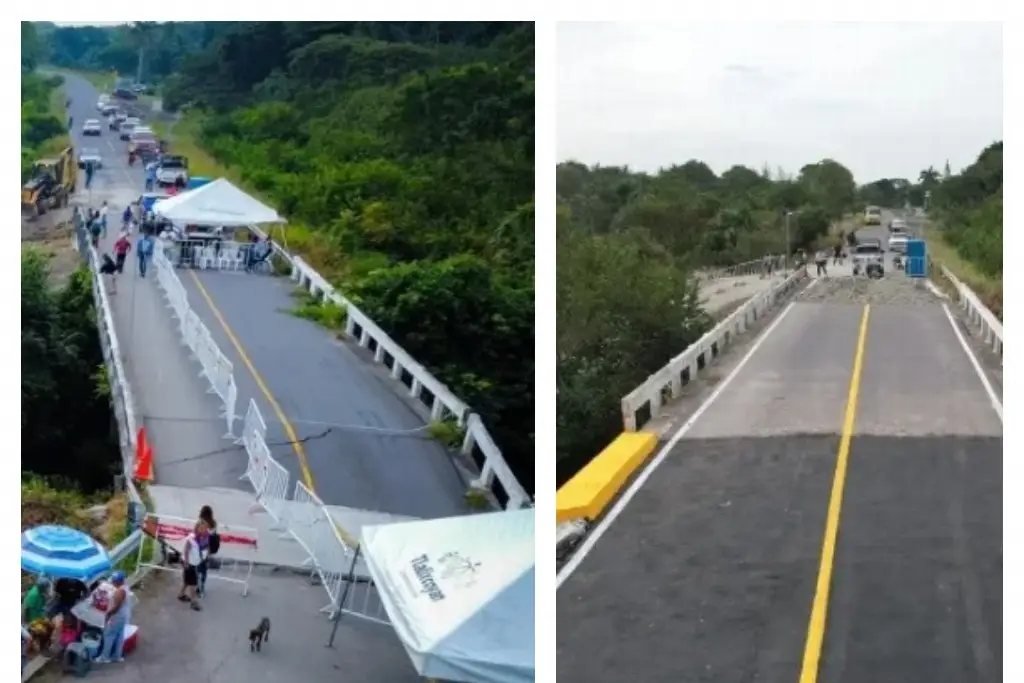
556;300;799;589
940;303;1002;422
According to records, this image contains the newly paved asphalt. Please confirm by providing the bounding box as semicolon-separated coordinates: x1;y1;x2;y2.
557;297;1002;683
64;74;467;518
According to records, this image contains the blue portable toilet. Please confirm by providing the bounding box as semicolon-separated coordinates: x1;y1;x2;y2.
905;238;927;277
186;176;213;191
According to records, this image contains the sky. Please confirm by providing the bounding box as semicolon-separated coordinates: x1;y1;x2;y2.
557;22;1003;184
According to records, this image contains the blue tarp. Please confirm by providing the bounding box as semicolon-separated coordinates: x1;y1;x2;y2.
186;176;213;191
361;509;534;683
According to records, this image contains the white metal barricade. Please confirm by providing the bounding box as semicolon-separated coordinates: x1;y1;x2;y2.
223;375;238;438
136;513;259;596
291;482;358;615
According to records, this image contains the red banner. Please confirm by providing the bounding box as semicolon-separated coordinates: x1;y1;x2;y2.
143;520;258;548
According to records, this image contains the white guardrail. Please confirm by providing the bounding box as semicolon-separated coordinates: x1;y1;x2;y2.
250;226;530;509
621;268;808;431
71;209;144;509
938;264;1003;361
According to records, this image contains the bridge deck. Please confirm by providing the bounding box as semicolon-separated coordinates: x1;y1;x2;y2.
181;269;469;517
65;73;467;521
557;299;1001;683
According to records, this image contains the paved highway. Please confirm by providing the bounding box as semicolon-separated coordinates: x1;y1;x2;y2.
557;275;1001;681
64;73;468;518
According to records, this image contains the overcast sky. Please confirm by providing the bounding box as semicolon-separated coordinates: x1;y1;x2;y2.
557;22;1003;183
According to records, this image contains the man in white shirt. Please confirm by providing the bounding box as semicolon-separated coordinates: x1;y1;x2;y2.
99;202;109;238
177;519;207;611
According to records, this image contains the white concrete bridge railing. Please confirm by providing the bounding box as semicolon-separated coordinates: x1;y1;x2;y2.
621;268;807;432
939;265;1003;361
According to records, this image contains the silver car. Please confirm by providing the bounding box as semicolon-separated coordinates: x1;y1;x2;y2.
78;147;103;169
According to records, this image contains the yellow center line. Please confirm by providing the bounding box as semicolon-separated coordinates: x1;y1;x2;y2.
186;270;358;548
798;303;871;683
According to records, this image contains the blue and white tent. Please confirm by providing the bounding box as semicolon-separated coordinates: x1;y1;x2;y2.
22;525;112;582
361;509;534;683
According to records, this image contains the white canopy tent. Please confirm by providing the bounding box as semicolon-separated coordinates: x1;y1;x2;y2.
152;177;286;227
360;509;534;683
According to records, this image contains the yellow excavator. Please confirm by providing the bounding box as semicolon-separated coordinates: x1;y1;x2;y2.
22;146;78;218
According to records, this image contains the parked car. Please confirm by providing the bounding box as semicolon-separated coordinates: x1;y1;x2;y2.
77;147;103;169
82;119;102;136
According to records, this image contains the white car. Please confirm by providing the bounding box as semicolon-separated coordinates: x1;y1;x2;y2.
888;218;909;233
887;233;909;253
96;96;110;111
156;156;189;186
82;119;102;136
119;118;140;140
77;147;103;169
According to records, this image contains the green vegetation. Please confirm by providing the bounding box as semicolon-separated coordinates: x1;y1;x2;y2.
31;21;238;84
22;250;121;492
925;143;1002;317
21;74;67;179
556;158;860;483
42;21;536;497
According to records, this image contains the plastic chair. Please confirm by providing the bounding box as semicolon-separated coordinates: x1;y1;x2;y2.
199;246;217;270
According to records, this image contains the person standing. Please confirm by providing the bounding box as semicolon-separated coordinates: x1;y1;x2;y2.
144;161;157;192
136;231;155;278
113;232;132;274
99;201;109;238
197;505;219;597
177;520;207;611
94;572;132;664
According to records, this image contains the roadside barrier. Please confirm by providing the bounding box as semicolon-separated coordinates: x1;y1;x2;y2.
938;264;1003;361
70;208;143;508
152;242;238;438
622;268;807;432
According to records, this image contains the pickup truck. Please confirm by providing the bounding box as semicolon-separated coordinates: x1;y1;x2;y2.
156;156;189;187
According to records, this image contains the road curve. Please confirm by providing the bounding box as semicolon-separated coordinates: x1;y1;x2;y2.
63;73;469;518
557;290;1001;683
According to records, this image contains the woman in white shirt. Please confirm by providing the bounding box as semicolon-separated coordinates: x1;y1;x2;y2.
177;520;207;611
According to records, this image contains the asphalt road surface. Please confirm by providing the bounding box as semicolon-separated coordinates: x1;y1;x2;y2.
557;291;1001;683
63;73;468;518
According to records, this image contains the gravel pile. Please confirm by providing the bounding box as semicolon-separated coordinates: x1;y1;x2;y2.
797;274;942;307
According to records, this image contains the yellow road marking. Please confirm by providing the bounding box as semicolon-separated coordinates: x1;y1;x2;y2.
186;270;358;547
798;304;871;683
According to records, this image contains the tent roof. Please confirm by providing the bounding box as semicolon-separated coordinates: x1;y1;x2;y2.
152;177;285;227
361;509;534;683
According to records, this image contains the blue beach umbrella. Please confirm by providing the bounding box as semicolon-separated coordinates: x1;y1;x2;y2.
21;525;112;582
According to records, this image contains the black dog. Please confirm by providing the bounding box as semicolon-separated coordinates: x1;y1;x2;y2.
249;617;271;652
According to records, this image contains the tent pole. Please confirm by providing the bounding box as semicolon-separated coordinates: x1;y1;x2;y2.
327;544;362;648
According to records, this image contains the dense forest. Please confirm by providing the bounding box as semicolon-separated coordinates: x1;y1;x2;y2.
29;21;238;81
40;21;537;496
556;147;1002;483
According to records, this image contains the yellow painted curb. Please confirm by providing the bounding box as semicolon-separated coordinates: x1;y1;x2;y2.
556;431;658;523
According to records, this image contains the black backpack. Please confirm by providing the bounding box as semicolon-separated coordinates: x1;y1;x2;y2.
208;532;221;555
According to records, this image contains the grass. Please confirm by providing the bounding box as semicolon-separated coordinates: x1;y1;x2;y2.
921;222;1003;319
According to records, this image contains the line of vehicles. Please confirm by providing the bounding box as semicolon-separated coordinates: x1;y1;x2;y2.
20;91;190;218
851;207;916;278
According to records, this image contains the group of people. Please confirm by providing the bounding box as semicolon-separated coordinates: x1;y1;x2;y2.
21;570;133;670
87;202;157;294
20;505;222;672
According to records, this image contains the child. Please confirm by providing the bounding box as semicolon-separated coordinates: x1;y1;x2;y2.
58;614;82;650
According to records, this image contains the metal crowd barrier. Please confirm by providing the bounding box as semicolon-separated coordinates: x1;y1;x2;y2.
152;242;239;437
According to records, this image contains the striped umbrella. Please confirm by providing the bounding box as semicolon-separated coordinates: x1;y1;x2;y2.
21;525;112;582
